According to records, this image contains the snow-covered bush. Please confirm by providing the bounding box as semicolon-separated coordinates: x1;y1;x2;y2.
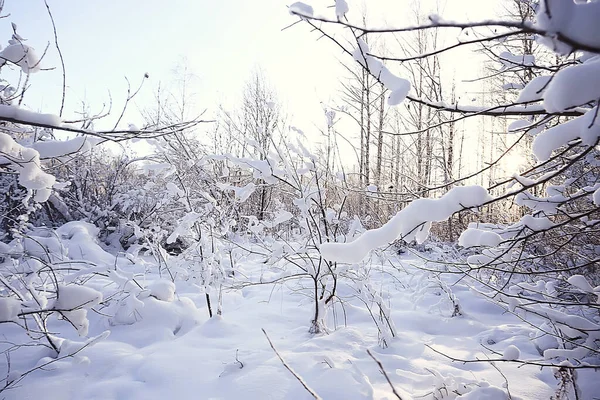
0;10;209;392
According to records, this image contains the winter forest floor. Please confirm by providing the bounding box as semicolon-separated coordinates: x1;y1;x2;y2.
6;227;595;400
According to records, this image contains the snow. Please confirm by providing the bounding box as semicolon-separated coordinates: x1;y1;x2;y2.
34;136;95;159
352;39;411;106
567;275;596;293
0;297;21;322
0;132;56;202
0;104;62;127
532;106;600;161
321;186;492;263
289;2;313;18
218;182;257;202
498;51;535;69
166;212;202;244
536;0;600;55
147;280;176;302
51;284;103;336
502;82;524;90
502;344;520;361
512;173;536;187
166;182;183;197
3;238;559;400
543;56;600;112
263;210;293;228
507;119;531;132
456;384;508;400
54;284;103;310
520;215;553;231
517;75;551;103
458;228;503;248
0;42;41;73
366;184;377;193
335;0;349;20
3;0;600;398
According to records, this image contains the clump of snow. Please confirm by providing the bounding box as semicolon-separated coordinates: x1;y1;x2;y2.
53;284;103;336
166;212;202;244
166;182;184;197
0;132;56;202
520;215;553;231
499;51;535;70
567;275;596;293
366;184;377;193
56;331;110;358
532;106;600;161
148;280;176;302
503;82;524;90
507;120;531;132
218;182;257;202
34;136;96;159
55;221;115;266
352;39;411;106
324;109;336;127
543;57;600;112
0;42;41;73
55;284;103;310
289;2;314;18
263;210;293;228
0;104;62;127
458;228;503;248
335;0;349;20
517;76;551;103
536;0;600;55
321;186;492;263
512;174;536;187
503;344;521;360
0;297;21;322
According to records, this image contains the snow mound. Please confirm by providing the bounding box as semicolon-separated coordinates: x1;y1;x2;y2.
148;280;176;302
457;384;508;400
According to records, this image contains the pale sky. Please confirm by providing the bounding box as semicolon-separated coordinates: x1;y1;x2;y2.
3;0;502;136
4;1;344;129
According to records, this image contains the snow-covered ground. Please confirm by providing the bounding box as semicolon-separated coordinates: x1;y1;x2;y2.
5;226;586;400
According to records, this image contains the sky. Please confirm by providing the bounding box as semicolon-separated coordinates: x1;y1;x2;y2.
2;0;345;130
1;0;503;142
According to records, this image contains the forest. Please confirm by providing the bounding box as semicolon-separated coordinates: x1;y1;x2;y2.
0;0;599;399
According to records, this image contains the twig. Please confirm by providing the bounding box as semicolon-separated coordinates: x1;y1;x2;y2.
261;328;322;400
366;349;404;400
44;0;66;117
